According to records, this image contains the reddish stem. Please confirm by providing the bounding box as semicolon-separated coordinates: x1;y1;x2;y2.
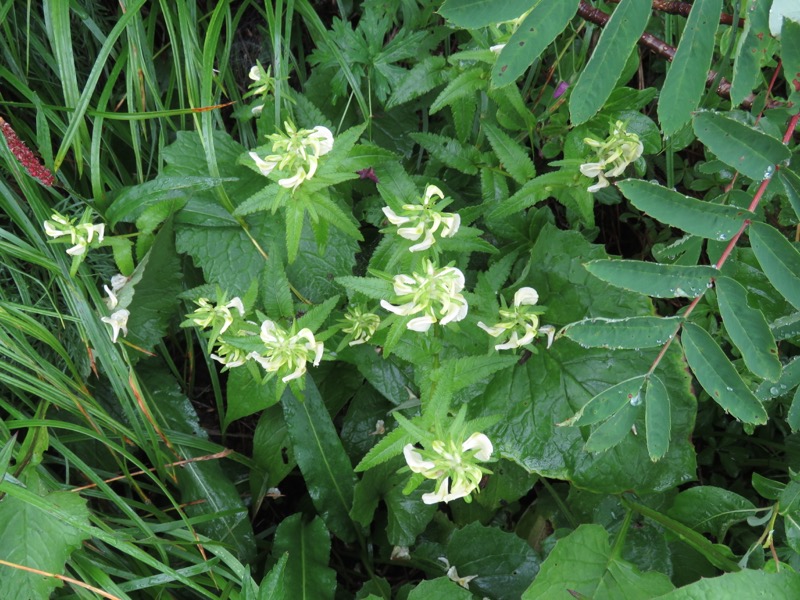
606;0;745;27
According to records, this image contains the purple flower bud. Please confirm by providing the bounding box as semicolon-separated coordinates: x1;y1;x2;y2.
553;81;569;99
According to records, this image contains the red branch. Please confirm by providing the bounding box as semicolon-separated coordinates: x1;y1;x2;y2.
0;116;55;186
607;0;745;27
576;1;768;110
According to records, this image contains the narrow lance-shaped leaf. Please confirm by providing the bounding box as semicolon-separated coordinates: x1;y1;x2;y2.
282;378;357;542
782;17;800;106
779;168;800;223
658;0;722;135
788;386;800;433
561;316;681;350
559;375;646;427
681;322;767;424
618;179;752;241
570;0;652;124
693;111;790;181
491;0;580;88
585;260;717;298
645;375;671;462
438;0;535;28
584;401;638;453
749;221;800;310
430;69;485;115
716;276;781;381
730;0;772;105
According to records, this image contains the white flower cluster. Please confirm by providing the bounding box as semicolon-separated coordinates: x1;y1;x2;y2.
477;287;555;351
44;212;104;256
245;62;273;115
403;432;493;504
249;122;334;191
382;184;460;252
185;298;324;382
341;305;380;346
380;259;468;332
579;120;643;192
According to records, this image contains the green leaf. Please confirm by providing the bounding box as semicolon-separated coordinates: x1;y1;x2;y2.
144;364;256;563
658;0;722;135
477;224;697;493
789;386;800;433
584;401;639;453
124;219;182;353
782;17;800;106
561;316;681;350
780;480;800;515
668;486;756;539
384;478;437;546
336;276;395;300
585;260;717;298
522;524;674;599
645;375;671;462
0;482;90;600
730;0;772;105
386;56;448;109
438;0;534;28
491;0;581;88
409;132;481;174
0;435;14;483
282;378;357;542
560;376;646;427
749;221;800;310
716;276;781;381
654;568;800;599
258;552;288;600
618;179;752;241
253;405;296;490
430;69;485;115
285;202;305;264
262;255;294;320
355;426;414;472
482;122;536;184
447;522;540;599
408;578;472;600
225;369;279;428
779;168;800;222
569;0;652;124
681;322;768;425
271;514;336;600
693;111;791;181
306;192;362;241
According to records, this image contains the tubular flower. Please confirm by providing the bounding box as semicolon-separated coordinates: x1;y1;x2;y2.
382;185;460;252
101;309;129;343
478;287;553;351
248;121;334;192
210;340;249;369
403;432;493;504
103;274;129;310
43;212;105;256
438;557;479;590
187;297;245;334
380;260;468;332
579;120;643;192
341;305;381;346
248;320;324;383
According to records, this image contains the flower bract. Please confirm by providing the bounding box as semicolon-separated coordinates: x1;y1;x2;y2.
248;320;324;382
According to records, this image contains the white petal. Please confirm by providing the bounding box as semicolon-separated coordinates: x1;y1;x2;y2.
103;285;119;310
397;222;425;241
489;43;506;53
539;325;556;349
101;309;129;343
281;362;307;382
423;184;445;203
462;433;493;461
408;230;435;252
309;126;334;155
249;152;278;176
440;213;460;237
477;321;505;337
248;65;261;81
226;297;245;316
66;243;87;256
579;162;605;178
513;287;539;306
403;444;436;473
382;206;410;225
278;169;305;190
407;315;436;331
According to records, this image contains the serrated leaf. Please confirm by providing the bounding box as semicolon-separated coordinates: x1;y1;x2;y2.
619;179;752;241
570;0;652;124
355;426;414;472
584;401;638;453
585;260;716;298
271;515;335;600
561;316;681;350
658;0;722;135
307;192;362;241
447;522;540;599
560;375;646;427
451;96;476;143
749;221;800;310
0;482;90;600
693;111;790;181
233;184;282;217
646;375;671;461
522;524;674;599
258;552;288;600
438;0;534;28
491;0;580;88
430;68;485;115
716;276;781;381
482;122;536;184
282;378;356;542
409;132;481;174
386;56;448;109
262;255;294;319
681;322;767;424
336;276;394;300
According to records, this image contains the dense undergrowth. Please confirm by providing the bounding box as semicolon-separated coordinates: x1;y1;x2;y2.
1;0;800;598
